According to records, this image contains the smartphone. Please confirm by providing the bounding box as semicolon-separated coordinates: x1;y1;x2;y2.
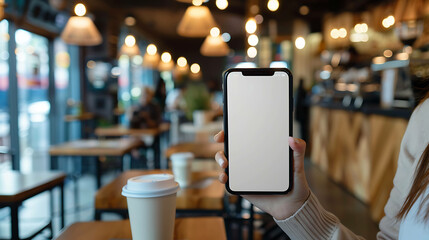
223;68;293;194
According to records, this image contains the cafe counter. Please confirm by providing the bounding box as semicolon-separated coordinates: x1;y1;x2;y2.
310;102;412;221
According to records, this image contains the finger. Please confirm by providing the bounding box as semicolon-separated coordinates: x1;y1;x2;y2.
215;151;228;168
214;130;225;143
219;172;228;184
288;137;306;173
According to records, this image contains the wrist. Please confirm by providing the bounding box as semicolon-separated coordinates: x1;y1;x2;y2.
271;190;311;220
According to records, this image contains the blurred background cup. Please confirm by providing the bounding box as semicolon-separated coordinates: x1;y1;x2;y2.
170;152;194;188
193;110;213;127
121;174;179;240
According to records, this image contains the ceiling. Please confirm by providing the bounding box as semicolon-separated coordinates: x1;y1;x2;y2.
81;0;392;81
88;0;392;47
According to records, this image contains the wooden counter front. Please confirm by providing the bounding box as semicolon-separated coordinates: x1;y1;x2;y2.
310;106;408;221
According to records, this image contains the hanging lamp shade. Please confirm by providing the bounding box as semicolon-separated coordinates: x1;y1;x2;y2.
158;61;174;71
177;6;217;37
200;35;230;56
143;53;160;68
173;64;189;82
174;64;189;75
394;0;424;22
190;71;202;80
119;44;140;56
0;0;5;20
61;16;102;46
414;0;429;48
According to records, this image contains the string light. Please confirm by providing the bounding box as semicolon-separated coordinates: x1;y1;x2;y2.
161;52;172;63
299;5;309;15
125;16;136;26
382;15;395;29
295;37;305;49
210;27;220;37
74;3;86;16
267;0;279;12
354;23;368;33
177;57;187;67
190;63;200;73
216;0;228;10
146;44;157;55
338;28;347;38
124;35;136;47
192;0;203;6
222;33;231;42
330;29;339;39
245;18;257;34
248;34;259;46
383;49;393;58
247;47;257;58
330;28;347;39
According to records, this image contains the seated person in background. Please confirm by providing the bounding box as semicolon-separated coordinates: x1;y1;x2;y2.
153;77;167;113
129;86;161;129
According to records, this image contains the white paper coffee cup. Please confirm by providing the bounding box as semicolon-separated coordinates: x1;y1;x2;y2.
170;152;194;188
122;174;179;240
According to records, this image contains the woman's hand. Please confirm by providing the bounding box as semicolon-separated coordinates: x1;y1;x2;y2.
214;130;310;220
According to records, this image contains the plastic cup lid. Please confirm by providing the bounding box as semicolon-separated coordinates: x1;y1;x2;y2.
170;152;194;162
121;174;179;198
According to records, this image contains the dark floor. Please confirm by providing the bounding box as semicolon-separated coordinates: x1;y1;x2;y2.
306;161;379;240
0;159;379;240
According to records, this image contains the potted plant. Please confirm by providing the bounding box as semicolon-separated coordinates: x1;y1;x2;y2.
183;82;212;126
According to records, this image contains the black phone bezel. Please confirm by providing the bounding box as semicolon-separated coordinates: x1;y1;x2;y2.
223;68;293;195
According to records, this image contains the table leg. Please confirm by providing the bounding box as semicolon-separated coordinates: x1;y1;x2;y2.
50;156;57;170
94;210;102;220
49;190;54;238
11;203;19;240
60;182;65;229
160;131;169;169
96;157;102;188
154;135;161;169
249;203;254;240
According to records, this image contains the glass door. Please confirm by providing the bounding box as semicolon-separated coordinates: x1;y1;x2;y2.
15;29;50;172
0;20;9;171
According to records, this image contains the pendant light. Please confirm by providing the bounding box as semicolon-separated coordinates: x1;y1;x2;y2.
174;56;189;74
158;52;174;71
200;27;230;56
119;35;140;56
61;3;102;46
143;44;160;68
177;1;217;37
0;0;6;20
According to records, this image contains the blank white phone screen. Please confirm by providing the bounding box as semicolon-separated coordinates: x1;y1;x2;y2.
227;71;290;192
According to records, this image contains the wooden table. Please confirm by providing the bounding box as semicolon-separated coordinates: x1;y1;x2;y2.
95;123;170;169
64;112;95;140
166;142;224;159
64;112;94;122
49;138;143;188
55;217;226;240
94;169;225;220
0;171;66;240
180;121;223;142
95;123;170;137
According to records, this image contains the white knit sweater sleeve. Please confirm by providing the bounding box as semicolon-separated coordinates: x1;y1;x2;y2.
275;99;429;240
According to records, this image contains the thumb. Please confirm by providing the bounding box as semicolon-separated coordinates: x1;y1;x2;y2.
288;137;306;173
